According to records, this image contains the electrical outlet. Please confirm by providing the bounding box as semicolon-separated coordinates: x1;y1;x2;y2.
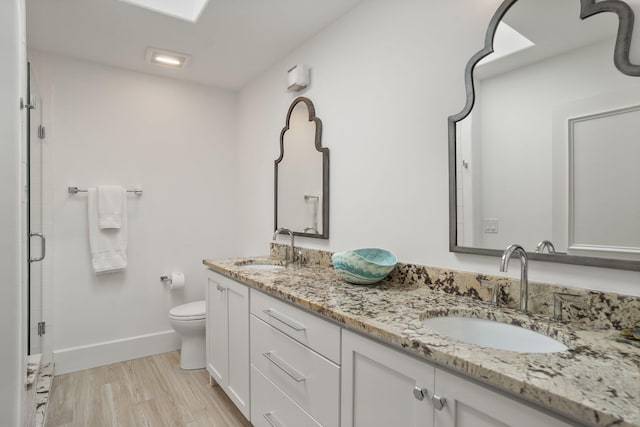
483;218;499;234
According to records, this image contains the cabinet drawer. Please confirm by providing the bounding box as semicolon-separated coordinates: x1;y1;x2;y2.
250;289;341;363
251;365;321;427
251;315;340;427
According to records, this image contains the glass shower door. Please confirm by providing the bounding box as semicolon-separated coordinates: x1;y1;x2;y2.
27;61;45;355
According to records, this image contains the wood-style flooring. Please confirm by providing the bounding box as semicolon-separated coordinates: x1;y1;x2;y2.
46;351;252;427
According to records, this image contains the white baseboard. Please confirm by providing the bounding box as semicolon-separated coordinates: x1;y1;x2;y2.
53;330;181;374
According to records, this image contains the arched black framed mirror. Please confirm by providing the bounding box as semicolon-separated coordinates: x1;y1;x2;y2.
449;0;640;270
275;97;329;239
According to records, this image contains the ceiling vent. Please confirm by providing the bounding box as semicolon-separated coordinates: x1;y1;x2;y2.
119;0;210;23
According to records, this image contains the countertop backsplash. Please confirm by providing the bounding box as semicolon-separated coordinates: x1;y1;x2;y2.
270;243;640;330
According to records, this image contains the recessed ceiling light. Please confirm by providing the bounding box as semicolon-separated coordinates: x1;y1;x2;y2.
119;0;210;23
146;48;191;69
155;55;181;66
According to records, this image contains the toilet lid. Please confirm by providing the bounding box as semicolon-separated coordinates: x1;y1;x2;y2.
169;300;206;319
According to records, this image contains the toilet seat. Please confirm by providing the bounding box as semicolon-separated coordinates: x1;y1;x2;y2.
169;300;206;321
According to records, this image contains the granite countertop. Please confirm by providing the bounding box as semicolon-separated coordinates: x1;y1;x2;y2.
203;257;640;427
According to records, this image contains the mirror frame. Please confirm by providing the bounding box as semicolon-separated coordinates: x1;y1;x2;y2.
448;0;640;271
275;96;330;239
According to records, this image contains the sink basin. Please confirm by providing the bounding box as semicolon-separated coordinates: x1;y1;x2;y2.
235;260;286;271
240;264;285;271
423;316;568;353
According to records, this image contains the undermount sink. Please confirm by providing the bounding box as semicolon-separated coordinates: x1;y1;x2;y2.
235;260;286;271
241;264;285;271
423;316;568;353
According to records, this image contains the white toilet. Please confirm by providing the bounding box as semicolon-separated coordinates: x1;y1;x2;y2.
169;300;206;370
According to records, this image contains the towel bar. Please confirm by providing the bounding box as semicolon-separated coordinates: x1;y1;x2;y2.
68;186;143;196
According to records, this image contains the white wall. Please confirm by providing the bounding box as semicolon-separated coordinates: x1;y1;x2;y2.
0;0;26;424
236;0;640;296
30;52;238;373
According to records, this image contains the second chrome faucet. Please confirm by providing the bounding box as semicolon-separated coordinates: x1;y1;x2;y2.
273;228;295;263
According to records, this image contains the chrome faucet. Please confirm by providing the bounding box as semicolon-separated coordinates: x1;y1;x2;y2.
500;244;529;313
535;240;555;254
273;228;295;262
303;226;318;234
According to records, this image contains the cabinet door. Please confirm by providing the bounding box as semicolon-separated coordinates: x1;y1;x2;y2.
206;273;251;420
341;330;435;427
434;369;574;427
207;276;228;385
225;277;250;419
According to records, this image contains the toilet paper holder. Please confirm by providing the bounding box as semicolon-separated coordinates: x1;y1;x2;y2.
161;272;185;289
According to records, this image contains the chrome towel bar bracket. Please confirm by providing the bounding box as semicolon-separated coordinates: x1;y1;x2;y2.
68;186;143;196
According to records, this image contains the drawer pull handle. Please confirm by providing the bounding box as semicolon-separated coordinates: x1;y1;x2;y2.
264;412;284;427
263;351;306;382
263;308;306;331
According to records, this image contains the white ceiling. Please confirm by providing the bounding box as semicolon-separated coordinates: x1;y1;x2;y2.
26;0;362;90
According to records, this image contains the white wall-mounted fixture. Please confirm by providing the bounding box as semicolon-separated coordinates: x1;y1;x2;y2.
119;0;210;23
288;64;310;92
146;48;191;69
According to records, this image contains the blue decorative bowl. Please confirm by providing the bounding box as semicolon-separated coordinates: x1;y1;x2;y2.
331;248;398;285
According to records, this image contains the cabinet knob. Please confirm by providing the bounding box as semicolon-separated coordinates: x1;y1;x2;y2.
413;386;429;401
216;284;226;292
432;393;447;411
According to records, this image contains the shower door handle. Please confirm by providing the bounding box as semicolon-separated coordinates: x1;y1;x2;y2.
29;232;46;262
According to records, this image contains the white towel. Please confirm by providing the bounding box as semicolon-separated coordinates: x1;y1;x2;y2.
97;185;125;229
88;188;128;273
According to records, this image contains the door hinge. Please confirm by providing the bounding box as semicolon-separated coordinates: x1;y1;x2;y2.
37;322;46;336
20;97;35;110
38;125;46;139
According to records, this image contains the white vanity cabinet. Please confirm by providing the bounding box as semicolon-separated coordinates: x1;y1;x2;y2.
203;266;579;427
250;289;341;427
205;271;250;420
342;330;575;427
341;329;435;427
